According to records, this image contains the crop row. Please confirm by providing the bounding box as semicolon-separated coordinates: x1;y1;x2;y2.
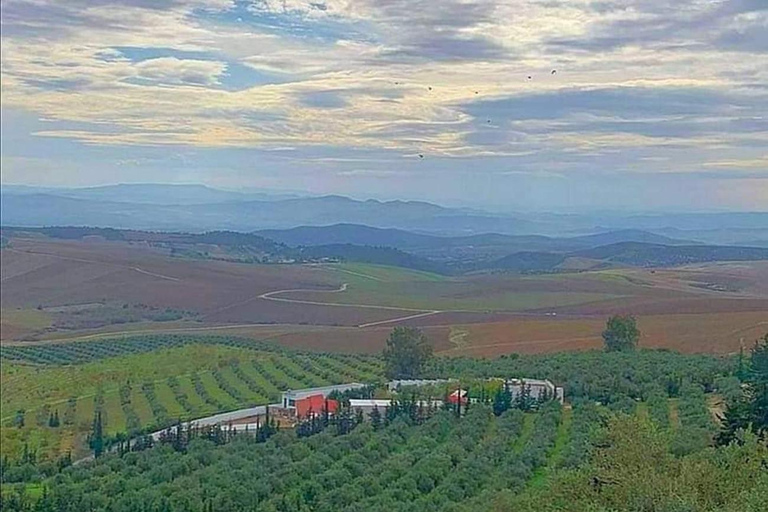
65;358;370;441
22;403;571;511
0;335;284;366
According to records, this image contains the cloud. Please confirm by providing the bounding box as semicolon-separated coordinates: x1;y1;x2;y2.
546;0;768;53
298;90;348;109
132;57;226;86
0;0;766;205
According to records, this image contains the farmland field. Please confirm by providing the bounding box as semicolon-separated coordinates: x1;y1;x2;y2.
4;340;764;512
0;337;385;461
2;237;767;357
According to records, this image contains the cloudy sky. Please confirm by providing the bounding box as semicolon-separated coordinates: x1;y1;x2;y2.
1;0;766;211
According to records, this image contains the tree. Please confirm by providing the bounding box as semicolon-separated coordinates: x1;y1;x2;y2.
370;406;382;430
717;333;768;445
602;315;640;352
88;411;104;458
382;326;433;379
493;387;512;416
514;383;536;412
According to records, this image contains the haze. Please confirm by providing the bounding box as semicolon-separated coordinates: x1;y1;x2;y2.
1;0;767;211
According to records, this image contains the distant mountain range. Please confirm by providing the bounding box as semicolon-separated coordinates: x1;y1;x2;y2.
4;225;768;276
0;186;533;234
2;184;767;244
0;183;302;204
255;224;697;264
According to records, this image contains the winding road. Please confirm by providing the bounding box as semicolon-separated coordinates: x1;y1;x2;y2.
257;283;442;327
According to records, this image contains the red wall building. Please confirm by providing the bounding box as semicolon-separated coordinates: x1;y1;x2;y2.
295;394;338;419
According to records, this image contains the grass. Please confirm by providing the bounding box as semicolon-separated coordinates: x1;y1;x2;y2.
669;399;681;430
101;390;126;435
246;359;295;392
130;385;156;426
175;375;211;416
332;263;448;283
291;267;621;312
527;406;571;490
0;308;53;330
154;380;187;420
513;413;537;454
197;371;238;409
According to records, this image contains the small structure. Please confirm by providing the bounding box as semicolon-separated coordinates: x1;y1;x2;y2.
349;399;392;417
448;388;469;405
281;383;366;411
505;379;564;404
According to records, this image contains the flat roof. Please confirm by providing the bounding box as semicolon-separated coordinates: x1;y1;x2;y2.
349;399;392;407
508;378;554;386
283;383;366;399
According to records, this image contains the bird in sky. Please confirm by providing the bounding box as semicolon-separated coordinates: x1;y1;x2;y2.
474;91;479;94
428;86;432;91
551;69;557;74
418;154;424;159
527;75;532;80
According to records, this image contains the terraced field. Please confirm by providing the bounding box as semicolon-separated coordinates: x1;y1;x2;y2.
0;336;384;460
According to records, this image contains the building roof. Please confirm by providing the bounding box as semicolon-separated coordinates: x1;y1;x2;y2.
507;378;555;387
283;383;366;399
349;399;392;408
387;379;455;390
296;394;338;418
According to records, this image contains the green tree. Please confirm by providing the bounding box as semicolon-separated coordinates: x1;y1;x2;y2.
88;411;104;458
382;327;433;379
369;406;382;430
717;333;768;446
493;387;512;416
602;315;640;352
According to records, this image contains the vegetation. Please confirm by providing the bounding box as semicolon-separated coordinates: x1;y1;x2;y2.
2;332;767;511
0;337;384;462
717;333;768;445
383;327;433;379
602;314;640;352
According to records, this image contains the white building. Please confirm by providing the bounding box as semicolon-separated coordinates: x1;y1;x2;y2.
348;399;392;417
504;378;564;404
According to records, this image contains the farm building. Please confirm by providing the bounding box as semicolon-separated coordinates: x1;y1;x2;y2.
295;394;339;419
349;399;392;417
505;378;564;404
281;383;366;410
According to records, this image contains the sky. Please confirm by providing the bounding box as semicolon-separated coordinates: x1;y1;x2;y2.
1;0;767;212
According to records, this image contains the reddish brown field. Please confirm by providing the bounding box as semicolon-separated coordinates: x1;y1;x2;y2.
435;310;768;357
1;238;399;331
2;237;766;356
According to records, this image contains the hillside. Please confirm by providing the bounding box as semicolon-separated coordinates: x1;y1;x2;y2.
2;336;766;512
568;228;695;246
255;224;698;266
5;226;767;276
575;242;768;268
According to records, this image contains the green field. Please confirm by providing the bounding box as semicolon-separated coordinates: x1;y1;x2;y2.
0;338;385;460
298;264;624;312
